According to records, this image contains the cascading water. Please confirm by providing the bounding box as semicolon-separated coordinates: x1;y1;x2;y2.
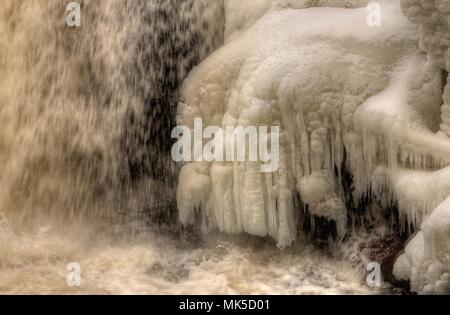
0;0;224;226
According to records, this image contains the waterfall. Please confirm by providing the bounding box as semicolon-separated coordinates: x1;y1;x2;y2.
0;0;224;226
0;0;449;295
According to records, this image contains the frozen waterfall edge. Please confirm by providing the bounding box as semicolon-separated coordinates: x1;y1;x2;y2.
176;0;450;294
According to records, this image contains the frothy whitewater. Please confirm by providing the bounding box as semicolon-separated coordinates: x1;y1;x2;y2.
0;222;374;295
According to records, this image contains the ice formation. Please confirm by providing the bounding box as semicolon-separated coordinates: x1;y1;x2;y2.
177;0;450;293
391;0;450;294
393;197;450;294
224;0;371;41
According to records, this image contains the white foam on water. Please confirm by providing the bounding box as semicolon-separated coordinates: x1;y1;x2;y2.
0;220;372;295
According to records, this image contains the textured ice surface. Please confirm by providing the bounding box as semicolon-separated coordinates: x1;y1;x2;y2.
224;0;371;41
389;0;450;294
177;0;450;292
401;0;450;137
179;1;418;243
393;198;450;294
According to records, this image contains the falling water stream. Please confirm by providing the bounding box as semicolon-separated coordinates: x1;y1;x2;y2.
0;0;392;294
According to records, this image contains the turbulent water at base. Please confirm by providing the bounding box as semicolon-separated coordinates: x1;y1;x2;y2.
0;224;376;295
0;0;389;294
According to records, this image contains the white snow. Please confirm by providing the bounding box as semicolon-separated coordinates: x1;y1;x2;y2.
386;0;450;294
224;0;371;41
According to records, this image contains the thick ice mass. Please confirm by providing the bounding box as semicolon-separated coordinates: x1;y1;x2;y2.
176;0;450;293
393;198;450;294
391;0;450;294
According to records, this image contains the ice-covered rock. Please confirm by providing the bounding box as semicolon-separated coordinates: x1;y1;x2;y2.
394;197;450;294
384;0;450;294
179;1;432;243
401;0;450;136
224;0;373;41
176;0;450;292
